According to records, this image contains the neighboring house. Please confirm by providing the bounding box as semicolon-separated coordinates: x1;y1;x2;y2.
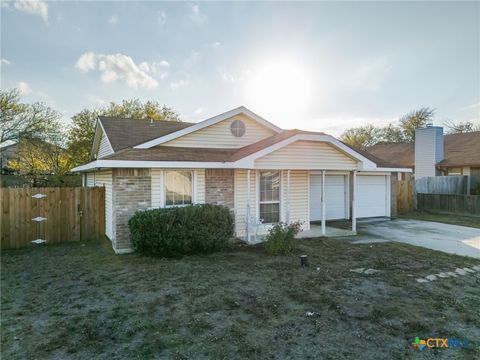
366;127;480;192
0;142;19;175
72;106;409;254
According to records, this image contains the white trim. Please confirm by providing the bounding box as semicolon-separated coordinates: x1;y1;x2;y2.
321;170;326;235
352;170;357;233
258;169;281;224
90;118;115;160
134;106;282;149
386;175;391;217
164;170;194;207
370;167;412;173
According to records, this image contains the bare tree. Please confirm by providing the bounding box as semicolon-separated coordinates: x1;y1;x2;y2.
0;89;60;144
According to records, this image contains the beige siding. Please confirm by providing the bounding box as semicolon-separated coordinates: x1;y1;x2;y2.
150;168;205;208
281;170;310;231
93;170;113;240
98;132;113;158
195;169;205;204
164;114;275;148
234;169;257;236
254;140;357;170
86;173;95;187
151;169;164;208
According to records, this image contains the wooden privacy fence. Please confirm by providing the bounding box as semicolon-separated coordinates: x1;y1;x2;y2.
415;176;468;194
1;187;105;249
396;180;414;214
417;194;480;216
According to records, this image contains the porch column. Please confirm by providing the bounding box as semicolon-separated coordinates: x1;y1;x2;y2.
321;170;326;235
352;170;357;232
286;170;291;223
246;169;251;241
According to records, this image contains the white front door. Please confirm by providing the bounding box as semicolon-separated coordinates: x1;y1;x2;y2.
356;175;389;217
309;175;347;221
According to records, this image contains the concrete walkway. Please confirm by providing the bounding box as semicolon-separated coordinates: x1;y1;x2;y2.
353;218;480;259
296;224;356;239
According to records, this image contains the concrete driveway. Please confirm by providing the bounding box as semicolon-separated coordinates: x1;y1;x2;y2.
353;218;480;259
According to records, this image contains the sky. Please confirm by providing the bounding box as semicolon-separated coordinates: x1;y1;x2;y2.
1;0;479;136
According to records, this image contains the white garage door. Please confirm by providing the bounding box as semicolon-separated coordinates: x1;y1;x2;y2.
356;175;389;218
310;175;347;221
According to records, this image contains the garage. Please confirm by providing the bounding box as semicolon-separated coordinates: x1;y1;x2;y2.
309;174;348;221
356;175;390;218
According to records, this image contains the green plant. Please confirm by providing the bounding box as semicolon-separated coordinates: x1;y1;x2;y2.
264;221;302;255
128;204;234;257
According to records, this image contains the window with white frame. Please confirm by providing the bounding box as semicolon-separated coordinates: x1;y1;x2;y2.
165;170;193;206
259;170;280;223
447;168;462;176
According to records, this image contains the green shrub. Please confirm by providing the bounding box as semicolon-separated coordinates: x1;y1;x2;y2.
129;204;234;257
264;221;303;255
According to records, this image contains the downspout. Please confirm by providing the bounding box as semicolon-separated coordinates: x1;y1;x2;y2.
321;170;326;235
246;169;251;242
352;170;357;232
286;170;291;223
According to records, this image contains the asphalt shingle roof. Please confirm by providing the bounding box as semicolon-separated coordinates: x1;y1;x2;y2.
366;131;480;169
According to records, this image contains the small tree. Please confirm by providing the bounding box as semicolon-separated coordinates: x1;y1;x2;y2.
398;107;435;141
444;120;480;134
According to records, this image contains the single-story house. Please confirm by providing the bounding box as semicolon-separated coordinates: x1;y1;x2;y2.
72;106;409;254
366;127;480;192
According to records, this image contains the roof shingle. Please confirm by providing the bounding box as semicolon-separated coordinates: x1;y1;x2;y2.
100;117;194;151
365;131;480;168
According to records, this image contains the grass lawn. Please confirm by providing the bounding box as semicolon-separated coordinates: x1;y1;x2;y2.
399;211;480;229
2;238;480;359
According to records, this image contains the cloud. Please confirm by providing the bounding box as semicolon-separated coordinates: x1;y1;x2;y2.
194;107;205;115
17;81;32;95
211;42;221;48
75;52;171;89
139;60;169;79
348;57;392;91
87;94;107;106
0;58;11;66
108;14;119;25
170;79;189;89
189;3;206;23
220;69;251;83
14;0;48;23
158;11;167;25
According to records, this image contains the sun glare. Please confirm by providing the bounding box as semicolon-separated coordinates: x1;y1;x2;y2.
245;58;313;127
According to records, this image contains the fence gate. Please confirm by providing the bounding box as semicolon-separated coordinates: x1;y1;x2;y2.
1;187;105;249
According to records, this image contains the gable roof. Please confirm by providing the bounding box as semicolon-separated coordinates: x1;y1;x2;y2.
101;129;386;170
133;106;282;149
99;117;194;152
366;131;480;168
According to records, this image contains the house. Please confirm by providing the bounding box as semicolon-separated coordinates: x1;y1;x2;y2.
366;127;480;192
0;142;20;175
72;106;410;254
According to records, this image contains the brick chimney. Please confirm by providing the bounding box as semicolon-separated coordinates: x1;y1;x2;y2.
414;125;444;179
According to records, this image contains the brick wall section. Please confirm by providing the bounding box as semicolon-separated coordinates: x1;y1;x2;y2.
205;169;234;210
112;168;151;252
390;172;398;217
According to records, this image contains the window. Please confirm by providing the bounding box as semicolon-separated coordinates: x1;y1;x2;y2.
259;171;280;223
230;119;246;137
165;170;193;206
447;168;462;176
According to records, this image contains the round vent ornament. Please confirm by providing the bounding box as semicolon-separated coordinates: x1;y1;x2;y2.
230;119;246;137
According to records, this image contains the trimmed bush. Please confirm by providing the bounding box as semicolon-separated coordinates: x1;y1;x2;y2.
264;221;303;255
129;204;234;257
